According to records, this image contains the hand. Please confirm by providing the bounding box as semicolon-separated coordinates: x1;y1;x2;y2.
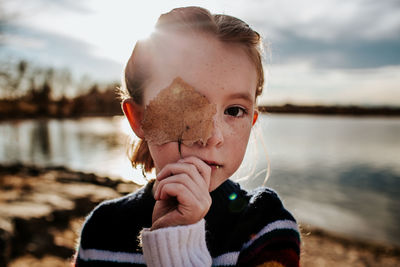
151;156;212;230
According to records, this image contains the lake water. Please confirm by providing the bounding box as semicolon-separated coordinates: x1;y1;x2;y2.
0;114;399;246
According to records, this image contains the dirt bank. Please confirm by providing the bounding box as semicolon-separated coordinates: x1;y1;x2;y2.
1;164;399;267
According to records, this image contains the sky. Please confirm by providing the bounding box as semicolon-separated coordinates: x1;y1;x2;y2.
1;0;400;106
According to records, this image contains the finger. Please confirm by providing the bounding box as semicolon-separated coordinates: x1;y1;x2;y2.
158;183;211;218
152;179;161;199
155;174;211;209
156;162;198;181
154;174;205;203
152;209;192;230
158;183;198;208
156;162;208;194
178;156;211;189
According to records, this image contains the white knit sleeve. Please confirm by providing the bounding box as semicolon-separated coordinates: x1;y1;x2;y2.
140;219;212;267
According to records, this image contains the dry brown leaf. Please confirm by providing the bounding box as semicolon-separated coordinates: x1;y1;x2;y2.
142;77;216;146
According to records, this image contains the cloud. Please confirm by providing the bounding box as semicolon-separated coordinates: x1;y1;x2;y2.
260;63;400;106
36;0;92;13
1;24;123;81
5;0;92;15
1;0;399;106
235;0;400;40
224;0;400;69
267;29;400;69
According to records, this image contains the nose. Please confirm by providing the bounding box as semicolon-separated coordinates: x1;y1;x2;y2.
206;117;224;147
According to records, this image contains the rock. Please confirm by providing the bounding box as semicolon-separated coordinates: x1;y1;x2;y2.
0;218;13;266
0;164;140;265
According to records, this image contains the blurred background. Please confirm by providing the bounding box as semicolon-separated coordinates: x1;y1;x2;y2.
0;0;399;266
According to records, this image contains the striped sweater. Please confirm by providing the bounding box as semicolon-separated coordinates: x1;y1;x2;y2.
75;179;300;266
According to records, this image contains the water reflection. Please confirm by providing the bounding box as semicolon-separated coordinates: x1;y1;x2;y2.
30;120;51;163
0;117;147;184
0;114;399;246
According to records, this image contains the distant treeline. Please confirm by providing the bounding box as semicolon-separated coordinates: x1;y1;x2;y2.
0;59;123;120
259;104;400;117
0;85;123;120
2;92;400;120
1;60;400;120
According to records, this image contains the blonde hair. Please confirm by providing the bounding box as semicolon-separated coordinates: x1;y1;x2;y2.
120;6;265;173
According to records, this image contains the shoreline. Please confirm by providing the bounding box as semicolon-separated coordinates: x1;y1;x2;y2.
299;224;400;264
1;164;400;266
258;104;400;117
1;103;400;122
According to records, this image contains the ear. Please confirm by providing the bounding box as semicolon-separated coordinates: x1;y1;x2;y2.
122;98;145;138
252;110;259;126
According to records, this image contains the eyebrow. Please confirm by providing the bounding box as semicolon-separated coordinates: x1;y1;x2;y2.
227;92;255;104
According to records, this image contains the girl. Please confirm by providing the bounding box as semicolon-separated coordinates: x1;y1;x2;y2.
75;6;300;267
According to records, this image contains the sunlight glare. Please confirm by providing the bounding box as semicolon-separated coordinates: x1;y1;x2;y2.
76;0;225;64
114;115;137;138
87;0;160;64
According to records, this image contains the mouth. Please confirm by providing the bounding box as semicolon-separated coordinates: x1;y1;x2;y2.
204;160;222;170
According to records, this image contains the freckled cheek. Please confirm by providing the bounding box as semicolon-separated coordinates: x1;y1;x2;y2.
225;120;252;139
225;133;248;177
225;121;252;153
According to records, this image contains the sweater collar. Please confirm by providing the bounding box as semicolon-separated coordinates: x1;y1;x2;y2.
207;179;248;220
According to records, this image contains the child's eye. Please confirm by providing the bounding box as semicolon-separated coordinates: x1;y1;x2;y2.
224;106;247;117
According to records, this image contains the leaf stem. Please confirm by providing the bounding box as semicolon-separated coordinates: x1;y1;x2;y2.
178;138;183;158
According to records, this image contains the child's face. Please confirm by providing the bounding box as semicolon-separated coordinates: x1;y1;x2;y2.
143;33;258;192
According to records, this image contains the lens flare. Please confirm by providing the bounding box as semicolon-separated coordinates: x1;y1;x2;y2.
229;193;237;201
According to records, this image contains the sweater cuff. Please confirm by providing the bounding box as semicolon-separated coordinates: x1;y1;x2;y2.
141;219;212;267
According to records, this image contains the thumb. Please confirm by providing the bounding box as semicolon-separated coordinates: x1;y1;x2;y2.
151;210;184;230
